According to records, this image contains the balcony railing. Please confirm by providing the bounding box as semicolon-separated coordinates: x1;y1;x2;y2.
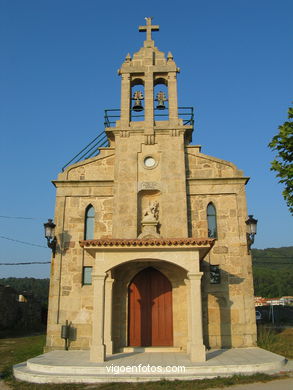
62;107;194;171
61;131;109;172
104;106;194;127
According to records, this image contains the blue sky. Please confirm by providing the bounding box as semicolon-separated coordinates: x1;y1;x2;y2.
0;0;292;278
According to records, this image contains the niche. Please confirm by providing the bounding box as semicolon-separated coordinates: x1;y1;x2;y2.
137;190;161;236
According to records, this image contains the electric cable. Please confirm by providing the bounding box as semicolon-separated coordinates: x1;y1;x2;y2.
0;235;47;248
0;261;50;265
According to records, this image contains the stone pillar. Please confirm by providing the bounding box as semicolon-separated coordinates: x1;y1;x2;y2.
144;73;154;140
104;275;114;355
120;74;130;127
184;278;191;354
168;72;179;124
90;272;106;362
188;272;206;362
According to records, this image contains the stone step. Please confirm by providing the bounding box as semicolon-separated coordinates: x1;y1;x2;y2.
13;348;288;384
14;359;289;384
120;346;182;353
13;363;241;384
24;358;287;375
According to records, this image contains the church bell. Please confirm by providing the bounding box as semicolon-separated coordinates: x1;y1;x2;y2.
156;91;167;110
132;91;144;112
133;99;144;112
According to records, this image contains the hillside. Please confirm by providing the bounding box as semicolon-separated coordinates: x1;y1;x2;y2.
0;277;49;307
252;246;293;268
252;246;293;298
0;247;292;303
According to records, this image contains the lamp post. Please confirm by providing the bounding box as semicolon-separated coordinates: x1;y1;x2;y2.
44;219;57;257
246;215;258;254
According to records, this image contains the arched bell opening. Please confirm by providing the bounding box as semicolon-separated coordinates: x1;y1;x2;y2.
154;77;168;121
131;78;145;121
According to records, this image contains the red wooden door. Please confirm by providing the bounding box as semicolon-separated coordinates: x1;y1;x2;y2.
128;267;173;346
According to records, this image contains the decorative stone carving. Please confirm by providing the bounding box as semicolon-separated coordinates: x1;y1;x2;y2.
138;201;160;238
143;201;159;221
138;182;160;191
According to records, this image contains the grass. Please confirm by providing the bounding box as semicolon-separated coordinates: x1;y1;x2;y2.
0;328;291;390
3;373;284;390
0;332;46;381
257;326;293;359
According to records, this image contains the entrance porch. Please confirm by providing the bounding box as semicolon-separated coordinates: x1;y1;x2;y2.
80;237;214;363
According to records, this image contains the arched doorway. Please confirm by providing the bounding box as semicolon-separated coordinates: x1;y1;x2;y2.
128;267;173;346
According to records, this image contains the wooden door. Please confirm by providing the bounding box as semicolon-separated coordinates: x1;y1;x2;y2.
128;267;173;346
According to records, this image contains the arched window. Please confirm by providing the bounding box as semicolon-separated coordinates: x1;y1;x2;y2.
207;203;217;238
84;205;95;240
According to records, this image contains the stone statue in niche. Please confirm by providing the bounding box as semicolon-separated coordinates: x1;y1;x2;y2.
138;201;161;239
143;201;159;221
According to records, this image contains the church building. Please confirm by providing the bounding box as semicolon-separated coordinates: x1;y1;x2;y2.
45;18;257;363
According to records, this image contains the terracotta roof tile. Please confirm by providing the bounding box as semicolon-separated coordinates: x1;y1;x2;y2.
79;237;215;248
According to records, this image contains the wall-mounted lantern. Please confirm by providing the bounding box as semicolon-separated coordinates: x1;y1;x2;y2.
246;215;258;254
44;218;57;257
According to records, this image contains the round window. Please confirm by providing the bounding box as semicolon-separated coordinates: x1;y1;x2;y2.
144;156;156;168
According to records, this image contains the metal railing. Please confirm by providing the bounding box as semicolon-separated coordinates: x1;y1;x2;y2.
61;131;109;172
104;109;120;128
62;107;194;171
178;106;194;126
104;106;194;127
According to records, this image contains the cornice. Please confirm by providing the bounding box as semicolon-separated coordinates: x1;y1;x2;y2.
80;237;215;249
187;177;250;185
52;180;114;188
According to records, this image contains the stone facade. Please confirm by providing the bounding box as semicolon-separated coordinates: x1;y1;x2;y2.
186;146;256;348
45;18;257;362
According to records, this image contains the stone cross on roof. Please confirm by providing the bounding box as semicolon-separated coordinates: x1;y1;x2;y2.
139;17;159;42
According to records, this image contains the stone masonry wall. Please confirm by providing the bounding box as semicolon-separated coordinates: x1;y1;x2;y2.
186;146;257;348
46;142;257;351
46;151;114;350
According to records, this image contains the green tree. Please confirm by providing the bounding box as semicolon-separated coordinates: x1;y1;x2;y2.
269;106;293;214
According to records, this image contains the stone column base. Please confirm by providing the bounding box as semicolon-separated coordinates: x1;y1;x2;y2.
90;344;106;362
105;340;113;355
189;343;206;362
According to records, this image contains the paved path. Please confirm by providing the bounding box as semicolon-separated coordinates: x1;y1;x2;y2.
1;376;293;389
0;380;10;390
213;378;293;390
